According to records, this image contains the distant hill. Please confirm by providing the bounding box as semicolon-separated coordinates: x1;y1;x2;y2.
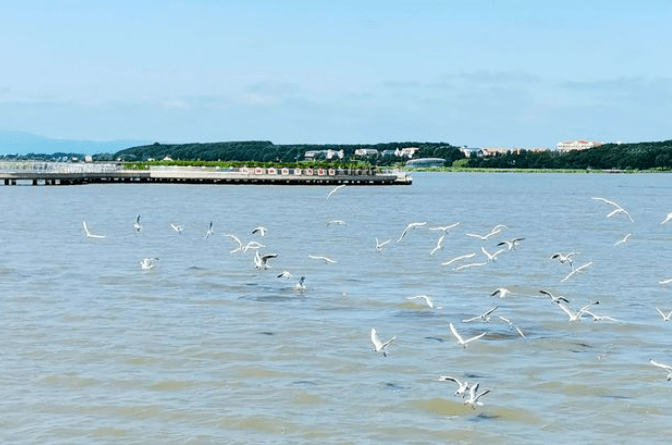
0;129;149;155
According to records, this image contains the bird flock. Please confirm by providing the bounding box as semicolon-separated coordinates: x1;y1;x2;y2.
79;186;672;416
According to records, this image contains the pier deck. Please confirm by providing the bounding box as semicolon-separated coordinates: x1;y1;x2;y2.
0;164;411;186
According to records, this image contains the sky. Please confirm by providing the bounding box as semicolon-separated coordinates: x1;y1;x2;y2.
0;0;670;148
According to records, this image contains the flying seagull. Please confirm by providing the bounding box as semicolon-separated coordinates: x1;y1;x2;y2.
555;300;599;322
252;226;267;236
462;306;499;323
539;289;570;304
308;255;337;264
225;234;243;253
449;322;486;348
649;359;672;381
397;221;427;243
326;184;346;200
438;375;470;397
375;237;391;252
371;328;396;357
655;308;672;322
140;257;159;270
82;221;106;239
592;197;634;222
170;223;183;234
464;382;491;409
407;295;441;309
133;215;142;233
254;251;278;270
204;221;215;240
561;261;593;283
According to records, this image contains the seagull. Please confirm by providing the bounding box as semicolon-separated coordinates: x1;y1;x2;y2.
466;224;506;240
490;287;512;298
464;382;490;409
661;213;672;225
497;315;525;338
204;221;214;240
438;375;469;397
82;221;106;239
170;223;183;234
659;278;672;285
140;257;159;270
592;197;634;222
133;215;142;233
550;252;576;268
397;221;427;243
539;289;570;304
582;310;619;322
225;234;243;253
449;322;486;348
497;238;525;251
649;359;672;381
655;308;672;321
407;295;441;309
308;255;337;264
293;276;306;292
430;234;446;256
462;306;499;323
441;252;476;266
613;233;632;246
371;328;396;357
452;261;488;271
254;251;278;270
242;241;265;252
481;246;505;262
252;226;267;236
326;184;346;200
375;237;391;252
429;222;460;232
277;270;292;279
556;300;599;322
561;261;593;283
327;220;347;227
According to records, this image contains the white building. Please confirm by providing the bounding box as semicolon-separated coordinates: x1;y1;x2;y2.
556;140;603;153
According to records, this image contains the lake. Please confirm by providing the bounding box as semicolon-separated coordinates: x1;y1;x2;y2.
1;172;672;444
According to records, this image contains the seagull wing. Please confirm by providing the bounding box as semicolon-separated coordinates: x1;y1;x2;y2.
449;323;464;344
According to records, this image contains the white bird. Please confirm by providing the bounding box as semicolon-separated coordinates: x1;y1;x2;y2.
327;220;347;227
429;222;460;232
561;261;593;283
252;226;267;236
371;328;396;357
133;215;142;233
406;295;440;309
452;261;488;271
490;287;512;298
497;315;525;338
438;375;470;397
441;252;476;266
170;223;183;234
592;197;634;222
582;310;619;323
397;221;427;243
539;289;570;304
242;241;265;252
308;255;337;264
293;276;306;292
449;322;486;348
613;233;632;246
659;278;672;285
140;257;159;270
464;382;490;409
430;234;446;256
556;300;599;322
375;237;391;252
660;213;672;225
550;252;576;267
82;221;106;239
204;221;214;240
254;251;278;270
462;306;499;323
649;359;672;381
497;237;525;251
224;234;243;253
466;224;506;240
277;270;292;279
326;184;346;200
655;308;672;321
481;246;505;262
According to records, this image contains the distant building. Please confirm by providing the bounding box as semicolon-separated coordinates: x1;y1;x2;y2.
304;150;329;160
354;148;379;157
399;147;419;158
405;158;446;168
557;140;603;153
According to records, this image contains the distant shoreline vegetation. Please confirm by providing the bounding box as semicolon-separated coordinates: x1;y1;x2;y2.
2;139;671;172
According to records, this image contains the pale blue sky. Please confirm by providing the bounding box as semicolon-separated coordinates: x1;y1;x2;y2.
1;0;670;148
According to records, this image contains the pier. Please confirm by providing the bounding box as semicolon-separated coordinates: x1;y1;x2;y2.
0;162;412;186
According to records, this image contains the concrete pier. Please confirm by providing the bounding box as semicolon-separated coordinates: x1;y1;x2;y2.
0;163;411;186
